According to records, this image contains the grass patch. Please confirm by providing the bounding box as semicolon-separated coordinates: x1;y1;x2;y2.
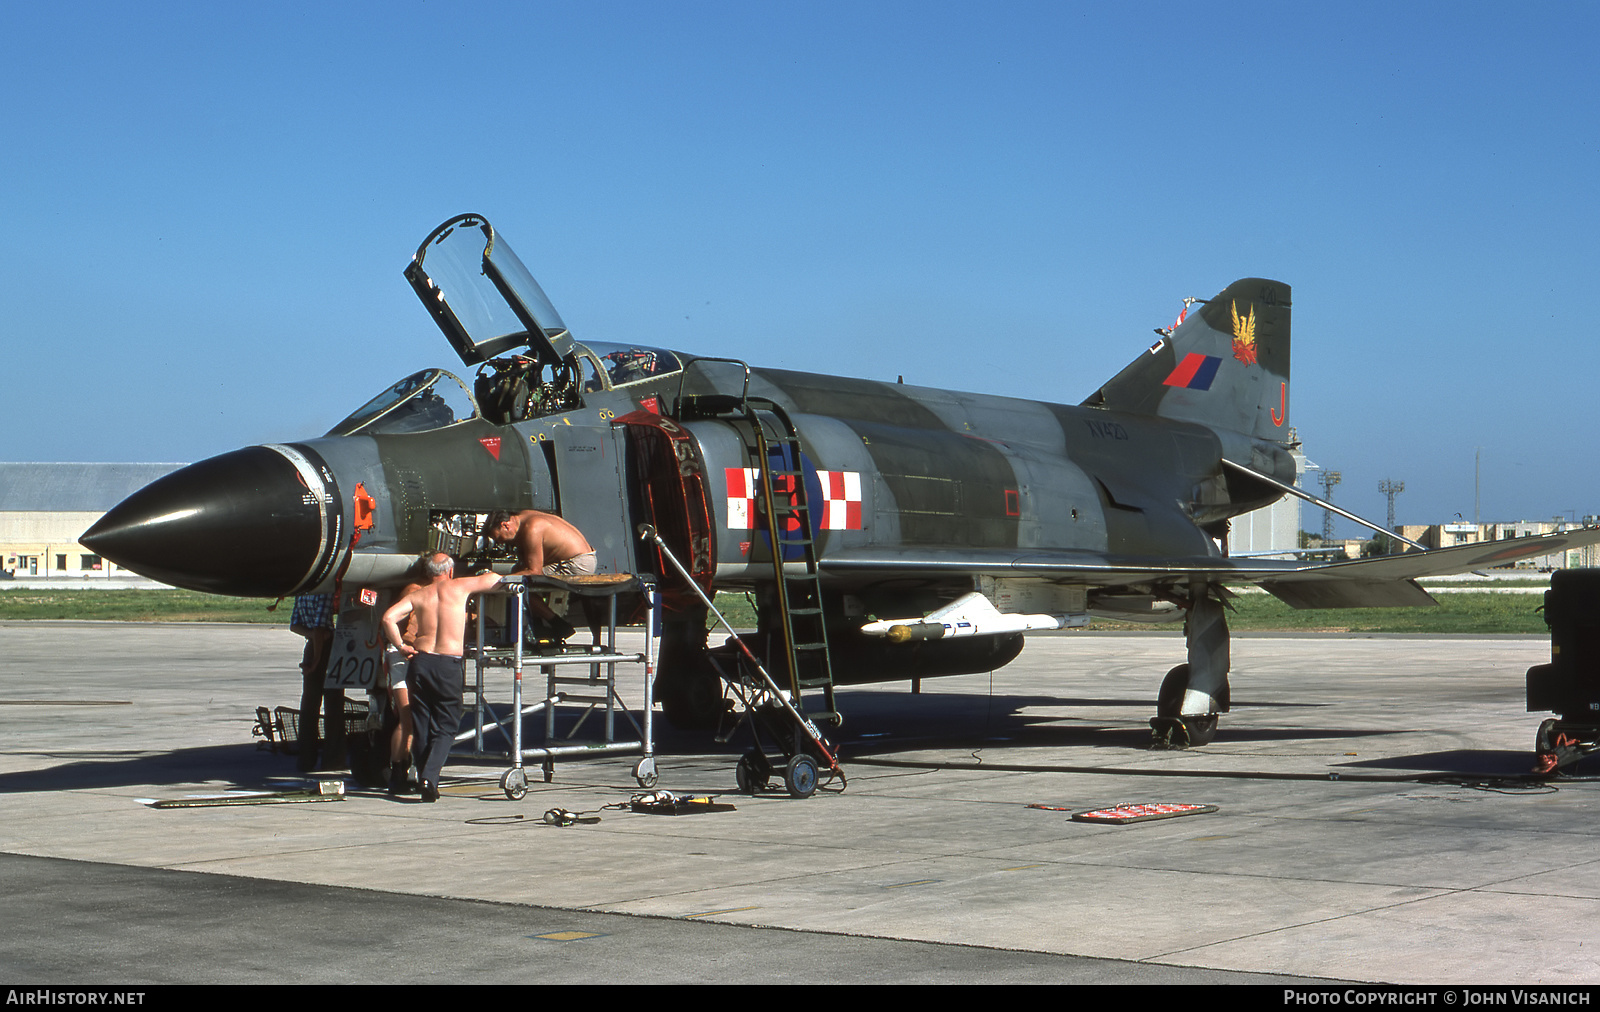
706;592;759;631
0;588;291;623
1214;592;1547;634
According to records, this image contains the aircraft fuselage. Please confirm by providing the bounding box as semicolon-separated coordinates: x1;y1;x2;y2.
80;215;1299;731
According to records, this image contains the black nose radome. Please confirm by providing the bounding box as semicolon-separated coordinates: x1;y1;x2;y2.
81;445;342;597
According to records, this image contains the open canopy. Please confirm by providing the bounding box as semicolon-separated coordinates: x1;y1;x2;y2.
404;213;574;368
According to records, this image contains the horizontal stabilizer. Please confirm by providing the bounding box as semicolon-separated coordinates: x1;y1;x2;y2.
1272;529;1600;585
1261;579;1436;609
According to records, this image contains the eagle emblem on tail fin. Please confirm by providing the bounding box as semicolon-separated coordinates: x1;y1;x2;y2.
1230;301;1257;366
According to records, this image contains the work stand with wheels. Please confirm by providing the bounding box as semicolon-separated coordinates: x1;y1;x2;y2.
462;574;661;798
655;375;849;797
721;672;834;799
642;524;846;799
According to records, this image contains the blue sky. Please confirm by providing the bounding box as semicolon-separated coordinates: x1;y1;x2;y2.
3;1;1596;535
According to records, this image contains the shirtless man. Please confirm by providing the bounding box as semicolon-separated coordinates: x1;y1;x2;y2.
381;552;504;802
484;509;596;639
383;575;424;795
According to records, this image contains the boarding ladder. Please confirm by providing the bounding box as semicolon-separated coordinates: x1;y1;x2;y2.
745;397;837;712
676;367;838;720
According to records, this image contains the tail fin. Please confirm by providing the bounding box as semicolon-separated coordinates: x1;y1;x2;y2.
1084;278;1291;441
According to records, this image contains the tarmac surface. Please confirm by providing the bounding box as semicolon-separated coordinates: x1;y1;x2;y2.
2;620;1597;985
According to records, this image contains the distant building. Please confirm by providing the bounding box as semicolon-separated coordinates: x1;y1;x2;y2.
1394;519;1598;570
0;463;183;578
1227;438;1307;559
1221;431;1597;571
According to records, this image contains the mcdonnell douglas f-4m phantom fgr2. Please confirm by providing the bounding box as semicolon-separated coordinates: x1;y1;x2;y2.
83;213;1600;753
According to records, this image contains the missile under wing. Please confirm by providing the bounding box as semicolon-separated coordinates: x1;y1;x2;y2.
82;213;1600;748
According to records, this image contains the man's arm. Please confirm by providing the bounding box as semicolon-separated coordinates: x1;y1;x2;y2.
382;597;417;656
464;571;507;594
396;583;423;647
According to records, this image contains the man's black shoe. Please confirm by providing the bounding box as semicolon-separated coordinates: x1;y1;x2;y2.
419;782;440;803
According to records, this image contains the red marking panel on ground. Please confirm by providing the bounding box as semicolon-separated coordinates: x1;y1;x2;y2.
1071;803;1218;825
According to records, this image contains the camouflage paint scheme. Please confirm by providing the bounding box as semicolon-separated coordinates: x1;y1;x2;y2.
84;216;1600;744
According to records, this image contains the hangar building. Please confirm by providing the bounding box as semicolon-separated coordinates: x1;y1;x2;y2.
0;463;183;579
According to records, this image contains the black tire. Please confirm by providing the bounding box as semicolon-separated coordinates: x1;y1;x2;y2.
1156;664;1219;746
785;754;818;799
658;669;725;729
735;755;762;795
1180;714;1218;747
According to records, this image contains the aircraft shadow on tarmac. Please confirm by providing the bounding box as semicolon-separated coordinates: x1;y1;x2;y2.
1338;750;1598;778
807;690;1572;777
2;690;1572;792
781;689;1409;759
0;741;574;797
0;743;288;794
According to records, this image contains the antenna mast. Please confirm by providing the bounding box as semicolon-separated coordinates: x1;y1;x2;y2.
1379;479;1405;553
1317;471;1342;542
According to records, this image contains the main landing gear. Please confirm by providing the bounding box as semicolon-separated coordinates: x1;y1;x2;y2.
1151;663;1219;747
1149;591;1231;750
654;618;732;730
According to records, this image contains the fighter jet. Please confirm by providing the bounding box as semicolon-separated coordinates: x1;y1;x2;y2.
82;213;1600;747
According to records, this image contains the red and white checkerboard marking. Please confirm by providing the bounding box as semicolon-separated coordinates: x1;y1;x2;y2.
726;467;759;530
817;469;862;530
726;467;862;530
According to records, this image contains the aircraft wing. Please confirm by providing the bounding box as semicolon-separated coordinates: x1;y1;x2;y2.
821;527;1600;609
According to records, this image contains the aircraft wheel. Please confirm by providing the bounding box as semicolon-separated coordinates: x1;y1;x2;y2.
1180;714;1218;747
785;754;818;799
500;767;528;801
1157;663;1189;717
735;750;767;795
1157;663;1226;729
1149;714;1217;749
658;670;726;730
735;756;760;795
